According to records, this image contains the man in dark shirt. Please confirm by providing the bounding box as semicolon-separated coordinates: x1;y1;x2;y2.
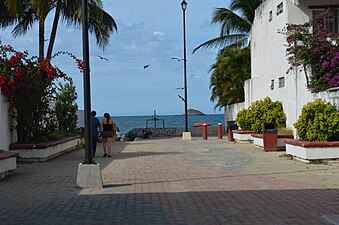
91;110;101;157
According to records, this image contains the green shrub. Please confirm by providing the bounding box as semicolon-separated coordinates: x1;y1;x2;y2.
236;97;287;133
236;108;251;131
294;99;339;142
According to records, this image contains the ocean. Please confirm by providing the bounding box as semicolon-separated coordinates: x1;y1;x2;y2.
98;114;225;134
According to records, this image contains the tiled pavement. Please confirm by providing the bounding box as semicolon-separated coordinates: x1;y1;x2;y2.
1;137;339;224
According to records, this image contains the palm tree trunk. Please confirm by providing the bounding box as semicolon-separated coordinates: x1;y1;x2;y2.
47;0;61;59
39;20;45;59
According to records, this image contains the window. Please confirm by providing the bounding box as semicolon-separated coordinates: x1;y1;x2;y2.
269;11;273;22
270;79;274;90
312;8;339;33
277;2;283;15
278;77;285;88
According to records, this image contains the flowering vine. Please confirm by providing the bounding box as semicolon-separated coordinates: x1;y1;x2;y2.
284;9;339;92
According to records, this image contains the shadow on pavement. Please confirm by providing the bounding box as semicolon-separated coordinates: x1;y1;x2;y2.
0;188;338;224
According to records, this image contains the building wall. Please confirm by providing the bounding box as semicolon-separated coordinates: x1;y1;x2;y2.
246;0;339;135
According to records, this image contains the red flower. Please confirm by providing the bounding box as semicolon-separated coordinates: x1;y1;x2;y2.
8;56;19;65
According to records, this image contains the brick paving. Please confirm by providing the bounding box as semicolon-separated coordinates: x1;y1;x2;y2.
1;137;339;224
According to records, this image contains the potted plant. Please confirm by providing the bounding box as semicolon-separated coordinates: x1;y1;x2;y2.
285;99;339;160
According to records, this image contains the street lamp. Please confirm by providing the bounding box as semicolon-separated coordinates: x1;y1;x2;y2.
181;0;188;133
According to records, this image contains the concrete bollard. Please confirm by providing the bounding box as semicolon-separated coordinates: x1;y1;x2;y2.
202;123;208;140
218;123;223;139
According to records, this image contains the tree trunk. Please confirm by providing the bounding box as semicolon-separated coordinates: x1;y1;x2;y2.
39;20;45;59
47;0;61;59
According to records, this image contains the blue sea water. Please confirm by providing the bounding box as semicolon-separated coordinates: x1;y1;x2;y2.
98;114;225;134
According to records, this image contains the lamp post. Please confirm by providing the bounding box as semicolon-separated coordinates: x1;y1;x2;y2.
181;0;188;132
81;0;93;164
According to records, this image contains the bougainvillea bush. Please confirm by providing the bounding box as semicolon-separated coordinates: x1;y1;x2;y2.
285;9;339;92
0;45;80;143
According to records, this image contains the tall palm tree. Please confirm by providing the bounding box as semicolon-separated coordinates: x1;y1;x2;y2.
193;0;261;53
209;46;250;109
0;0;117;59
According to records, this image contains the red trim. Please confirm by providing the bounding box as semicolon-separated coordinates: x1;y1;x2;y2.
284;139;339;148
9;136;80;150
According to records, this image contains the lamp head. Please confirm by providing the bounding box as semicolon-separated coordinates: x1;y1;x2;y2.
181;0;187;10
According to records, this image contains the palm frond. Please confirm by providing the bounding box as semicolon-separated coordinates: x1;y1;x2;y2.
11;9;36;37
192;34;247;53
212;8;251;35
230;0;262;24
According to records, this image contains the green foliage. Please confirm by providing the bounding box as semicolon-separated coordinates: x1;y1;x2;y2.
209;46;251;109
236;97;287;133
278;127;293;135
125;131;137;141
55;80;78;132
235;108;251;131
294;99;339;142
279;153;293;160
309;159;324;164
31;130;79;143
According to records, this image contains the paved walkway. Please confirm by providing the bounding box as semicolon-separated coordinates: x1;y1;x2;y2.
1;137;339;224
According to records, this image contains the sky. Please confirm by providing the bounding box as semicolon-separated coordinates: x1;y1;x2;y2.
1;0;229;116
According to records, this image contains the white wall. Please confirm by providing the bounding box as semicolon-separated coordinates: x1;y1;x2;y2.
224;103;245;122
0;94;14;151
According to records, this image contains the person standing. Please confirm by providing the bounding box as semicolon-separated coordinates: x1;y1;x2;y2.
91;110;101;157
101;112;115;157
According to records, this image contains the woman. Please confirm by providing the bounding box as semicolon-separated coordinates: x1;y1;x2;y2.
101;112;115;158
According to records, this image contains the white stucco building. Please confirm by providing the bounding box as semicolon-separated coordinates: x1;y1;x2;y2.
227;0;339;133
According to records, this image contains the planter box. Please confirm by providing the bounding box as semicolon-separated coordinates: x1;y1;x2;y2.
252;134;294;150
232;130;255;143
10;136;81;162
285;139;339;160
0;151;18;179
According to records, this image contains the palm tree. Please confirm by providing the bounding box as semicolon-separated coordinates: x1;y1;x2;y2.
193;0;261;53
209;46;250;109
0;0;117;59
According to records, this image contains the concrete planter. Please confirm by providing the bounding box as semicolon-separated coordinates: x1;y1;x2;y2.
0;151;18;179
10;136;81;162
285;139;339;160
232;130;255;143
252;134;294;150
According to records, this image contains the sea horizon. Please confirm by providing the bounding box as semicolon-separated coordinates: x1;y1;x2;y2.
96;114;225;134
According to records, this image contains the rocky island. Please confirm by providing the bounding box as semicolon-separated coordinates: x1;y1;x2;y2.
187;109;205;116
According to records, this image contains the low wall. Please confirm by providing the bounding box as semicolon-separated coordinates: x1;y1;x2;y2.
130;127;225;138
10;136;81;162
